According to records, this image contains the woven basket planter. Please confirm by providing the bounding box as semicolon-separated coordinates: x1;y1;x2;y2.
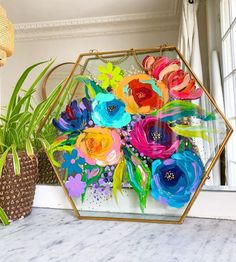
0;152;38;221
37;151;59;185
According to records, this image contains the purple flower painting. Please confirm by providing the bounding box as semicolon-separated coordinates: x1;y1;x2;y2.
65;174;86;198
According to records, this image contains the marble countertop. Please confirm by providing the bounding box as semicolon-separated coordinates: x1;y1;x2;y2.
1;208;236;262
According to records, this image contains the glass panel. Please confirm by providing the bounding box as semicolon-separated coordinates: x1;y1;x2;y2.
221;0;230;36
225;74;236;186
230;0;236;22
232;23;236;70
222;34;233;77
46;49;230;222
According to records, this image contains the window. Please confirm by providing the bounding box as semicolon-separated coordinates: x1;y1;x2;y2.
220;0;236;185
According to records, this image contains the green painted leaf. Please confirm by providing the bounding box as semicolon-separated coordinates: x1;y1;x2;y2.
75;75;107;98
170;124;215;142
157;100;216;122
123;147;151;212
113;159;126;202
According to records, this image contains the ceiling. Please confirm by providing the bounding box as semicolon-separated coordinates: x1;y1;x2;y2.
2;0;179;24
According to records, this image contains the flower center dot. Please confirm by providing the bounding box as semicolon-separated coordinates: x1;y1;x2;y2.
107;74;112;79
136;91;146;99
70;159;76;164
107;105;116;112
164;171;175;181
151;132;161;142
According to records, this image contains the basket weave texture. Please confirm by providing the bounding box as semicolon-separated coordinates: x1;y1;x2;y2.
0;5;14;66
37;151;59;185
0;152;38;221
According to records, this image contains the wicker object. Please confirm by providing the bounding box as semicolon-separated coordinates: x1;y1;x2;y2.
0;5;14;66
37;151;59;185
0;152;38;221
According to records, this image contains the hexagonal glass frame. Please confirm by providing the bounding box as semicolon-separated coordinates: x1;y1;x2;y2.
39;46;233;224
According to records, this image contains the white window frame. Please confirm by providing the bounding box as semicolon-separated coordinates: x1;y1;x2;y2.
220;0;236;186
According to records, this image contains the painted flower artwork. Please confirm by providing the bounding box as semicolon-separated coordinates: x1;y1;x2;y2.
50;53;217;213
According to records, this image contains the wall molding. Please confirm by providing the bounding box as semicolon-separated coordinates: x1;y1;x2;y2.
14;10;180;41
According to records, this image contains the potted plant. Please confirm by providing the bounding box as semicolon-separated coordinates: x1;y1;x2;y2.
0;60;61;221
0;60;80;221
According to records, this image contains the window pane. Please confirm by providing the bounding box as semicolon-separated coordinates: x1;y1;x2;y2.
230;0;236;22
224;75;236;185
222;34;233;77
232;23;236;70
224;75;235;119
221;0;230;36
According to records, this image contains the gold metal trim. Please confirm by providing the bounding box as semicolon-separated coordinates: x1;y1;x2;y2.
39;46;233;224
41;62;75;100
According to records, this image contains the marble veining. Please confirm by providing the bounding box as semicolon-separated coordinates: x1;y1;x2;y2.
1;208;236;262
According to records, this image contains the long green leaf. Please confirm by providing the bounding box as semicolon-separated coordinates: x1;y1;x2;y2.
9;59;54;119
26;139;34;157
0;147;11;177
8;128;20;148
24;59;55;112
6;61;49;121
0;207;10;226
0;116;7;122
27;101;46;136
12;146;20;175
27;81;63;136
8;112;24;125
37;137;51;149
17;112;32;132
9;90;35;118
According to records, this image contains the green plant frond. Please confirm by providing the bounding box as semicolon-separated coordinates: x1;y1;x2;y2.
27;81;63;136
37;137;51;149
24;59;55;112
6;60;50;121
12;145;20;175
16;112;32;132
0;207;10;226
9;90;35;118
0;116;7;122
7;128;21;148
25;139;34;158
0;147;11;177
8;112;25;125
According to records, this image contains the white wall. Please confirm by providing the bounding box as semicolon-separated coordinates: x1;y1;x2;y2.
1;21;180;106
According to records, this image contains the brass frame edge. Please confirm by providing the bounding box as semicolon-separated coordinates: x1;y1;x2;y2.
41;62;75;100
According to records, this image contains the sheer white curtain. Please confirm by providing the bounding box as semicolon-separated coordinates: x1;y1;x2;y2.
178;0;221;186
178;0;203;81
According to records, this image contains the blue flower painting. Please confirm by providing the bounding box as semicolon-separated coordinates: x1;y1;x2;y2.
91;93;131;128
62;149;85;175
151;150;204;208
53;99;91;133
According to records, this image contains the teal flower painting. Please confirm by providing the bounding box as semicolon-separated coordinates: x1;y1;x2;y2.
91;93;131;128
